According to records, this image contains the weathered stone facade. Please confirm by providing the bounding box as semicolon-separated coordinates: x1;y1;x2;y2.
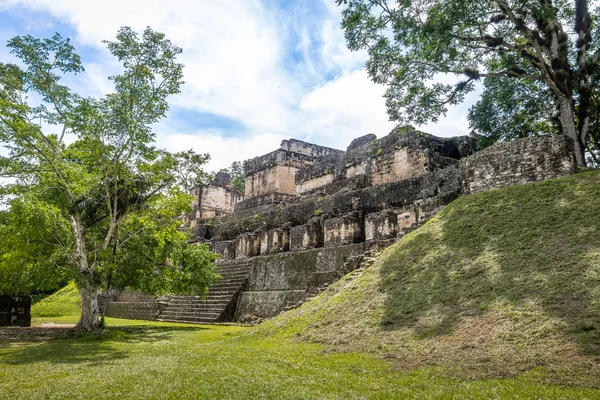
460;136;576;194
182;172;244;227
106;128;577;323
243;139;344;202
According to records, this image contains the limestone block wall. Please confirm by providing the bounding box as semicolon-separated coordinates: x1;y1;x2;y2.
398;209;419;231
199;185;236;218
280;138;344;158
243;141;342;201
235;233;262;259
365;210;398;241
460;136;576;195
234;193;296;218
295;129;470;197
233;240;393;319
105;301;161;321
104;290;163;321
185;172;244;227
290;218;324;251
245;164;296;199
200;166;462;242
323;212;364;247
260;228;290;255
370;147;431;185
214;240;236;261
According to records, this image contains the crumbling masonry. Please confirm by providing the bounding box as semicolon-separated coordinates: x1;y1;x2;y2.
105;129;576;323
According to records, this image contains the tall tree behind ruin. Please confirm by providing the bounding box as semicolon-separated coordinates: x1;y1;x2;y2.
336;0;596;165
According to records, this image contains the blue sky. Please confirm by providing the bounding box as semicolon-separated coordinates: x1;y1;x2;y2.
0;0;479;170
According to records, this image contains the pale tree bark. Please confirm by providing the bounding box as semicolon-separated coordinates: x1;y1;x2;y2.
72;217;101;331
575;0;592;164
557;95;587;166
78;280;100;331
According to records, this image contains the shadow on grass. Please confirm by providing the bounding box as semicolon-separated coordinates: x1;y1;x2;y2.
378;171;600;356
0;325;206;366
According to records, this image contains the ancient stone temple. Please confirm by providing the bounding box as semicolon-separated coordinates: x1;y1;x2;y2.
105;128;576;324
181;171;245;228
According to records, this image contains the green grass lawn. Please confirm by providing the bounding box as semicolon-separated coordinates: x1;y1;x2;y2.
0;316;598;399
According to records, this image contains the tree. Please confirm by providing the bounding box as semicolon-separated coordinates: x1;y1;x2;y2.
467;75;558;148
336;0;596;165
229;161;246;192
173;149;212;192
0;27;219;331
0;196;73;295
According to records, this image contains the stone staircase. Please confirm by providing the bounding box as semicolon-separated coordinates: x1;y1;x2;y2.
157;261;252;324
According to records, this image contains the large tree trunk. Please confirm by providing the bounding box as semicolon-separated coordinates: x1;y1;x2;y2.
557;95;587;166
72;217;102;331
77;281;101;331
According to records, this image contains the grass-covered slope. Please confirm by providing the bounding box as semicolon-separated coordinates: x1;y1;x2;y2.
31;281;80;317
261;170;600;385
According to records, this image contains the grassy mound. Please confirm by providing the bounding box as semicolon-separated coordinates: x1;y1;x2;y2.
31;281;81;317
261;170;600;386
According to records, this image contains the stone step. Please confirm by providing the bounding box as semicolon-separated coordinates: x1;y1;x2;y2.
169;293;239;300
166;299;230;306
210;282;247;289
207;292;238;297
215;275;249;281
216;269;250;275
171;294;236;301
164;305;227;312
160;311;223;319
158;265;250;323
157;317;218;324
163;300;228;307
159;313;221;321
217;270;251;275
160;311;222;318
217;266;251;273
166;297;231;303
164;303;229;310
217;266;251;272
215;274;249;279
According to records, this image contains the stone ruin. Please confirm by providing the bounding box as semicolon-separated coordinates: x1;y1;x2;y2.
181;171;245;228
105;128;576;324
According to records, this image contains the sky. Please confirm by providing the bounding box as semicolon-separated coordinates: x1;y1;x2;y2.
0;0;480;171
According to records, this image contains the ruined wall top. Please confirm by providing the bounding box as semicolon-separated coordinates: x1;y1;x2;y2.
244;139;344;176
460;135;576;194
211;171;232;188
294;128;475;185
280;139;344;158
346;134;377;152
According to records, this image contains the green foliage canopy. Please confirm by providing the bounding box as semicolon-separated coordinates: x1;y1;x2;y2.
337;0;597;165
0;27;219;330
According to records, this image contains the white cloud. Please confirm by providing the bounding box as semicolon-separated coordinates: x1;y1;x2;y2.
4;0;299;133
299;70;395;149
1;0;476;168
319;18;365;74
156;130;286;171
